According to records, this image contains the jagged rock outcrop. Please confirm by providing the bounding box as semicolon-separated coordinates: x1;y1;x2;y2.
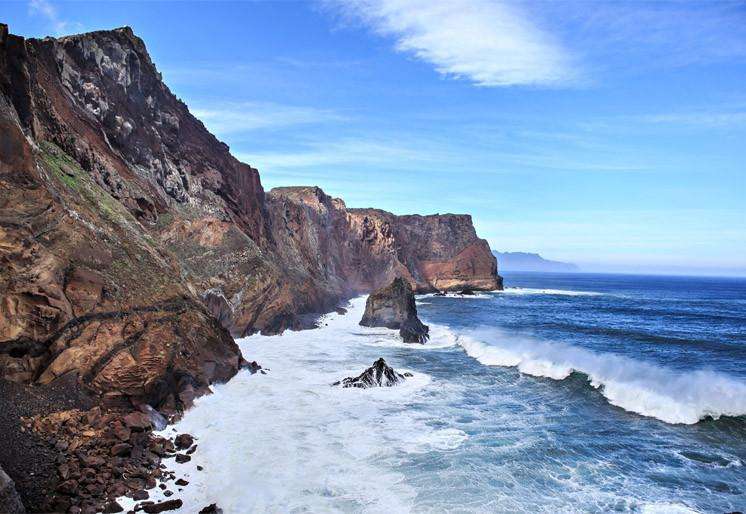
0;24;248;412
0;22;501;511
0;465;25;514
333;358;412;388
360;278;430;343
266;186;502;301
1;22;498;397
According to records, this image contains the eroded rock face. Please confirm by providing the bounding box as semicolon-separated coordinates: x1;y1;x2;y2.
360;278;430;343
333;358;412;388
0;465;25;514
264;187;502;333
0;24;498;394
0;26;248;408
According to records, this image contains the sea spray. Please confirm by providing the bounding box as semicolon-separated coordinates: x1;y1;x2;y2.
458;327;746;424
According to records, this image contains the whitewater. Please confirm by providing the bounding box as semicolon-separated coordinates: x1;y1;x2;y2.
121;273;746;513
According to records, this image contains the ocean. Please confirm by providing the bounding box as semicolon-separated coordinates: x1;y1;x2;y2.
123;273;746;513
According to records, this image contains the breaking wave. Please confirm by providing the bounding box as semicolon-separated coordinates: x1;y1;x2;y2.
497;287;602;297
458;328;746;425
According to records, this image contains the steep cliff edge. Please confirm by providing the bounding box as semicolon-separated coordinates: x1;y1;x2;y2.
0;23;500;409
266;186;502;299
0;26;244;413
1;23;501;511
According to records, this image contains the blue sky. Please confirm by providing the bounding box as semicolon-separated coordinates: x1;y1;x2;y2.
5;0;746;275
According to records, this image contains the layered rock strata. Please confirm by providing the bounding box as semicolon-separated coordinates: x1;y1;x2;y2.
0;23;501;511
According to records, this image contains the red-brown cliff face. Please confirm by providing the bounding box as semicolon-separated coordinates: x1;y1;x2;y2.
266;186;502;302
0;25;501;404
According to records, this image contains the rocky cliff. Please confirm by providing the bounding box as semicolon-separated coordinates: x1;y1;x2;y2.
267;186;502;298
0;23;500;416
0;22;501;511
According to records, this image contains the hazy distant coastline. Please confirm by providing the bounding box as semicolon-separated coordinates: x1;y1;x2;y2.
493;251;579;273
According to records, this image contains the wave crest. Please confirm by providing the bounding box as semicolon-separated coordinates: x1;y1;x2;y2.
458;329;746;425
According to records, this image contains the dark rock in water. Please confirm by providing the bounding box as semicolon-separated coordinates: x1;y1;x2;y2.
335;306;348;315
199;504;223;514
434;291;447;296
0;466;25;514
141;499;183;513
360;278;429;343
241;360;262;374
459;288;476;295
399;317;430;344
175;454;191;464
174;433;194;450
333;358;413;389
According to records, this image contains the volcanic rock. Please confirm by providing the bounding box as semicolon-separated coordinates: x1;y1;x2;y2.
199;504;223;514
124;412;152;431
141;499;183;513
0;23;501;508
360;278;429;343
103;501;124;513
0;466;25;514
399;317;430;344
174;434;194;450
333;358;413;389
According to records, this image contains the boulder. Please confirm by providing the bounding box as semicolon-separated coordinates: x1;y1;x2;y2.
174;433;194;450
360;278;429;343
0;466;25;514
142;499;183;513
333;358;413;389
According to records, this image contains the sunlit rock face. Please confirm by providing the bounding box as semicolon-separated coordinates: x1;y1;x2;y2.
0;25;500;405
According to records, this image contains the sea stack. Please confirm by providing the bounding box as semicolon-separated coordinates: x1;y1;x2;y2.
360;278;430;343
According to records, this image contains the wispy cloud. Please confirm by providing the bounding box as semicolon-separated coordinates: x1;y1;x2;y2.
190;101;346;136
28;0;82;36
236;137;442;172
532;0;746;75
635;111;746;128
324;0;577;87
234;128;653;178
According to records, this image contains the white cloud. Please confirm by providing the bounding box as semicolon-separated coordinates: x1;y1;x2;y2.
28;0;83;35
190;101;346;135
325;0;577;87
236;137;440;171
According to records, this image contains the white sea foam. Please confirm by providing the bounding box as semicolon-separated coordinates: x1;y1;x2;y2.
458;328;746;425
641;502;700;514
118;297;465;513
497;287;602;296
418;293;494;300
361;320;462;350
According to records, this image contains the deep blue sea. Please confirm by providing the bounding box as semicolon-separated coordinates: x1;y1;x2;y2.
131;272;746;513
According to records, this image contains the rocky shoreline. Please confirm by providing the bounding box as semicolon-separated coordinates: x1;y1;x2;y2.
0;22;502;512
